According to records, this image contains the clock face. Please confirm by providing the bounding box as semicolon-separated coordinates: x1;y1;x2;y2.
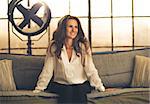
8;0;51;36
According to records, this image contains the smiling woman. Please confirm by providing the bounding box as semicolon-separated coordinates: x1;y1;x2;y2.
33;15;105;104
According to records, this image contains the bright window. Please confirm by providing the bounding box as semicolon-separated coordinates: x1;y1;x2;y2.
0;0;149;55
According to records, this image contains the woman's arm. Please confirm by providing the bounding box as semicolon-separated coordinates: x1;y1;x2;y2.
34;54;55;92
83;48;105;92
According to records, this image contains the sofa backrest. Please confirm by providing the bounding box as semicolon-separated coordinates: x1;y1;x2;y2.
93;48;150;88
0;48;149;90
0;54;45;90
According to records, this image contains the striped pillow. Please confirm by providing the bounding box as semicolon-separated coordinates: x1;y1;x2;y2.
0;59;16;91
131;55;150;87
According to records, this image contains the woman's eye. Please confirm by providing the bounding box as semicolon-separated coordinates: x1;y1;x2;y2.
68;25;78;28
75;26;78;28
69;25;73;28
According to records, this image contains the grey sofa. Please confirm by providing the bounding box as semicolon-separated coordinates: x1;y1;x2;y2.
0;48;149;104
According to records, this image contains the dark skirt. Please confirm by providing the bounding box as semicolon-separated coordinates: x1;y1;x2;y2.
48;81;92;104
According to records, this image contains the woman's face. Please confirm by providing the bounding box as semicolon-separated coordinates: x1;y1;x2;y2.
66;19;78;39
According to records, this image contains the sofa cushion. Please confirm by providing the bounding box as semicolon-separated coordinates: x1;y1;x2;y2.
88;88;150;104
88;88;150;98
131;55;150;87
0;90;57;97
0;59;16;91
147;49;150;57
0;90;57;104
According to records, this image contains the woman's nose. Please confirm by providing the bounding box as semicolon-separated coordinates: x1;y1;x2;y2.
72;27;76;32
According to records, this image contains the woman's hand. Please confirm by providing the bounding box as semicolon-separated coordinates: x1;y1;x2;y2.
33;89;42;93
96;86;105;92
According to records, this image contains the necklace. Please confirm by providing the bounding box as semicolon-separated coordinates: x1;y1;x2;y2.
65;44;73;49
66;46;73;49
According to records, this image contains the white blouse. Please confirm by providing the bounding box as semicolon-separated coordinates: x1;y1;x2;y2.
35;45;105;91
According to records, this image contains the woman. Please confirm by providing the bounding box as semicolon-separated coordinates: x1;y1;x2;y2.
33;15;105;104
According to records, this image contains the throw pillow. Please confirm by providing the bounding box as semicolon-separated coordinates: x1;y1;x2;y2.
0;59;16;90
131;55;150;87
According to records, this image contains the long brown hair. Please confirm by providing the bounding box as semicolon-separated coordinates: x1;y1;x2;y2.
47;15;90;58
